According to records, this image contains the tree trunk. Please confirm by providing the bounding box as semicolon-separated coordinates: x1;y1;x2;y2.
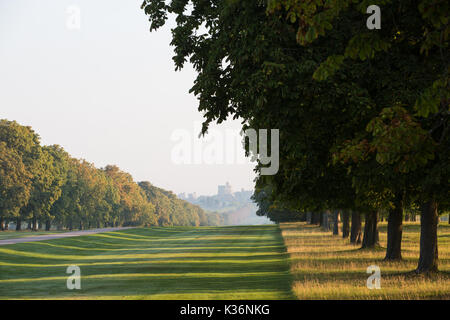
314;212;320;225
45;219;51;231
385;195;403;260
4;220;8;230
416;200;439;274
350;211;362;244
300;212;307;222
322;211;331;231
16;218;22;231
306;212;312;224
0;216;4;231
404;213;410;222
361;212;379;248
311;212;320;225
321;212;326;230
333;210;339;235
32;216;38;231
342;211;350;238
27;220;32;230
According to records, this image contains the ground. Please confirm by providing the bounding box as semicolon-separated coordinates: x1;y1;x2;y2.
0;230;68;241
0;222;449;299
0;227;134;245
281;221;450;299
0;225;293;299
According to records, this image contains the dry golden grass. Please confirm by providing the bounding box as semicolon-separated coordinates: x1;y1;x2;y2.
280;221;450;299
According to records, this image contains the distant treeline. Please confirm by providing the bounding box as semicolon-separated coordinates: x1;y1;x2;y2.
0;119;223;231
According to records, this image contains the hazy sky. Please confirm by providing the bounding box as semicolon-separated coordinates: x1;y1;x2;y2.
0;0;256;196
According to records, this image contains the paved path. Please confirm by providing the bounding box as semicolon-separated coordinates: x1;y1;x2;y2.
0;227;135;246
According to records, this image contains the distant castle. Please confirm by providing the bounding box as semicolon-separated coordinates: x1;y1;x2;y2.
217;182;232;196
179;182;233;200
178;182;254;211
177;183;269;225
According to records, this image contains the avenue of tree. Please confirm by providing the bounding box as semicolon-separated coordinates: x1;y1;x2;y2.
142;0;449;274
0;119;223;231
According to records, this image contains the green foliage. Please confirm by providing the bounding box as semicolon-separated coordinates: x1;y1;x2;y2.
138;181;212;227
252;186;305;223
0;142;31;218
142;0;449;218
0;120;220;229
366;106;436;172
414;77;449;118
312;54;345;80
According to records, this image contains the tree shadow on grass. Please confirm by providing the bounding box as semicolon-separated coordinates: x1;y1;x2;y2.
0;225;296;299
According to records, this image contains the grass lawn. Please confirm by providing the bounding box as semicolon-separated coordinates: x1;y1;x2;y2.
0;225;294;299
2;222;448;300
281;221;450;299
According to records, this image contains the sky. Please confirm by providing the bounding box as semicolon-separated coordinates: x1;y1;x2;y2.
0;0;256;196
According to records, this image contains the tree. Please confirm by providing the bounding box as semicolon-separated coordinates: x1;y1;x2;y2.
252;186;306;223
138;181;211;227
361;212;380;248
103;166;155;227
50;157;83;230
385;193;404;260
0;142;31;230
21;146;64;231
350;211;362;244
267;0;449;272
45;145;71;230
141;0;373;244
0;120;41;230
142;2;448;274
1;118;223;230
342;210;350;238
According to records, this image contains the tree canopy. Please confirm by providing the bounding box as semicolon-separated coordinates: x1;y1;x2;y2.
0;119;222;231
142;0;449;273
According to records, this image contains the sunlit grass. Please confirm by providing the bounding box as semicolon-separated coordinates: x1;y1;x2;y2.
281;222;450;299
0;225;294;300
4;222;445;299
